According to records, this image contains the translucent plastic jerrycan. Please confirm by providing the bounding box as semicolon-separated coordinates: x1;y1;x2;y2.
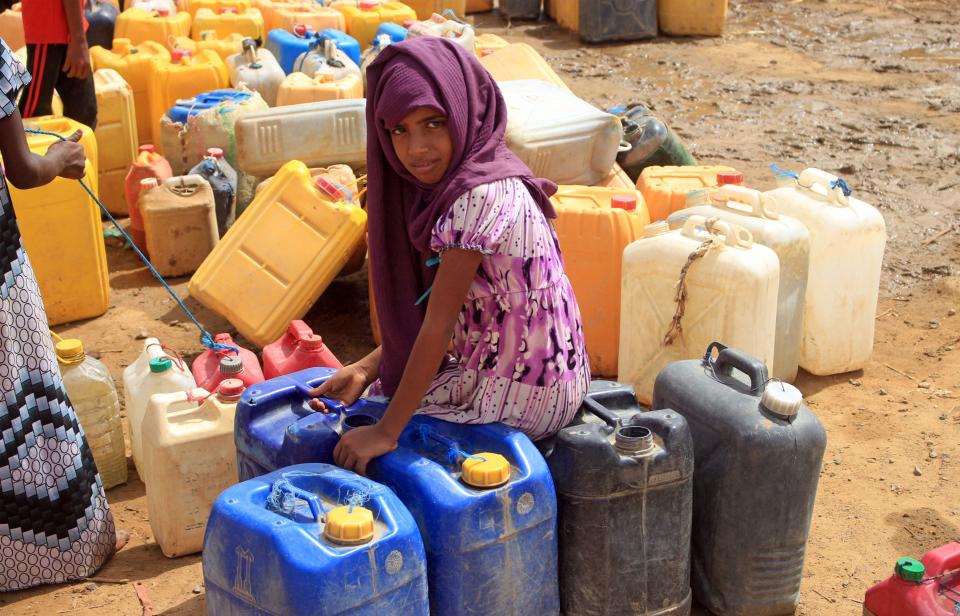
56;338;127;490
669;184;809;383
276;69;364;105
226;38;284;106
203;464;429;615
618;216;779;405
546;380;694;616
637;164;739;222
191;7;265;41
367;416;560;616
653;343;827;616
331;0;417;48
139;174;219;277
550;186;649;378
189;147;237;236
407;11;475;54
864;542;960;616
93;69;138;216
478;43;570;91
234;368;387;481
192;332;265;391
262;320;343;379
292;36;360;79
122;337;196;475
764;167;886;376
142;380;245;557
114;7;191;51
124;144;173;253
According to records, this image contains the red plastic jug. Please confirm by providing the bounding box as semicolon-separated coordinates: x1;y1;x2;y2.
863;542;960;615
262;320;342;379
191;332;265;391
124;144;173;252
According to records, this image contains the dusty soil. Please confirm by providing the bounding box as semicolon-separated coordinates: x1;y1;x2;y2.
2;0;959;613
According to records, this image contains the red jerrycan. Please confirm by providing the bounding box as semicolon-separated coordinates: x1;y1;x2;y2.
262;320;342;379
863;541;960;615
191;332;265;391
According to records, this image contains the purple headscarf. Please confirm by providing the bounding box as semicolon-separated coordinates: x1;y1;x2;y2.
365;37;557;396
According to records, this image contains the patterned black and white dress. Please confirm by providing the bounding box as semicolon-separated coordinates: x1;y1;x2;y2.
0;38;116;592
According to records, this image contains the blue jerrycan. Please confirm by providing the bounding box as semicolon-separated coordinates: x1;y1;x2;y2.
546;380;694;616
374;22;408;44
368;415;560;616
203;463;429;615
266;27;317;74
234;368;387;481
318;28;361;66
166;89;254;124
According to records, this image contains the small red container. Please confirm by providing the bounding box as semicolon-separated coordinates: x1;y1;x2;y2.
863;542;960;615
191;333;265;391
262;320;343;379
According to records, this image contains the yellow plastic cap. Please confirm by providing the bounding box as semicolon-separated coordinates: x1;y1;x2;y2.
461;453;511;488
323;505;375;545
55;339;85;364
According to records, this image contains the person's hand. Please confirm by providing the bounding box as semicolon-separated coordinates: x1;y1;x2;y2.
333;423;396;476
46;130;86;179
63;38;91;79
307;364;370;411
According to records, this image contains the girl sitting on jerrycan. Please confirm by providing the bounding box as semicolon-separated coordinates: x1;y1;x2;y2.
309;37;590;475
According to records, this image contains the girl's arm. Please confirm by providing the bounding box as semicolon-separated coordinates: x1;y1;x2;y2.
333;248;482;475
0;111;86;188
307;345;382;410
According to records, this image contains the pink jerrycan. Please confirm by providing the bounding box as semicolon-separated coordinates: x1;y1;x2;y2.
262;320;343;379
191;332;265;391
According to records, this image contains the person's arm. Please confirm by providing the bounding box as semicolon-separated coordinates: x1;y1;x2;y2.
62;0;90;79
0;111;86;189
307;346;382;410
333;248;482;475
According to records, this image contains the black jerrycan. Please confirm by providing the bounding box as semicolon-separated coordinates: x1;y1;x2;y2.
85;0;118;50
547;380;694;616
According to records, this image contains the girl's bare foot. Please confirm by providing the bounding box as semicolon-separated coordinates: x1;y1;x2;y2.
115;529;130;551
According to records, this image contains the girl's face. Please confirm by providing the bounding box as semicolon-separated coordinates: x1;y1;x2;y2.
388;106;453;185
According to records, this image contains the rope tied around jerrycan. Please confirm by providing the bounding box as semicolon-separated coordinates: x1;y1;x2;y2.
662;216;722;347
24;128;236;355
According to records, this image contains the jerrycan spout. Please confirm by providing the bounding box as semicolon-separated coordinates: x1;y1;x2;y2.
614;425;655;456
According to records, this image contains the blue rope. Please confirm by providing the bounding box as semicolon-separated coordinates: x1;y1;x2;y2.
831;178;853;197
768;163;799;180
24;128;235;353
413;255;441;306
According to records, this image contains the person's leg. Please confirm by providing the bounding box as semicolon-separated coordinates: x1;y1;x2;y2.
56;68;98;130
18;43;64;119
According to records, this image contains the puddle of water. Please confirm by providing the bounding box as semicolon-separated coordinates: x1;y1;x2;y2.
900;48;960;64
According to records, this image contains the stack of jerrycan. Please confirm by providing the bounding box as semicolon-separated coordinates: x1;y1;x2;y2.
330;0;417;48
124;144;173;253
653;342;827;616
122;337;196;475
546;379;694;615
550;186;649;377
93;69;137;215
764;167;886;376
498;0;539;19
552;0;656;43
278;38;363;105
189;147;238;236
55;337;127;489
479;42;569;91
266;25;320;74
91;38;171;146
498;79;623;186
147;48;229;147
226;38;284;106
233;100;367;177
406;11;475;54
405;0;465;20
115;7;191;51
143;379;246;557
864;542;960;616
658;0;728;36
192;7;264;40
85;0;119;49
234;368;387;480
619;216;779;405
139;174;219;277
7;118;108;326
612;103;697;183
262;320;343;378
273;4;345;33
192;332;265;391
0;3;24;50
319;28;361;65
367;415;560;615
189;160;367;346
473;32;508;56
203;464;430;614
638;165;741;222
668;185;809;382
173;31;246;61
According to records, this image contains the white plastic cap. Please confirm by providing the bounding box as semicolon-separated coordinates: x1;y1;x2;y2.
760;381;803;418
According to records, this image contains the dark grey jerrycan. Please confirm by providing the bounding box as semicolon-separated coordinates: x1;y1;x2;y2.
579;0;657;43
652;343;827;616
546;380;693;616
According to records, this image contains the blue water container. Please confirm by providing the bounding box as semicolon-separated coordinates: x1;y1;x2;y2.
318;28;361;66
166;90;253;124
203;464;430;615
368;416;560;616
375;22;408;44
266;27;317;74
235;368;387;481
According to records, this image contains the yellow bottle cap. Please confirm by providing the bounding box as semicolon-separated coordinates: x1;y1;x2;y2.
323;505;374;546
461;452;511;488
55;339;85;364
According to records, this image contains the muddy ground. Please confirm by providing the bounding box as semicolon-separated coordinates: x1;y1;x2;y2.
2;0;959;613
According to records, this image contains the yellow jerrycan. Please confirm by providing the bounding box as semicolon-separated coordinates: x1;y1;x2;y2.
191;7;264;40
93;69;138;216
658;0;727;36
405;0;466;20
174;31;247;61
637;164;739;222
478;43;570;91
474;32;508;57
91;39;172;147
188;160;367;346
331;0;417;48
184;0;253;17
21;116;99;180
115;6;192;51
147;48;230;147
277;71;364;105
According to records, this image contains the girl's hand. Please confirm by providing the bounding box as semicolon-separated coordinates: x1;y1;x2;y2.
307;364;370;411
333;423;397;476
46;130;85;179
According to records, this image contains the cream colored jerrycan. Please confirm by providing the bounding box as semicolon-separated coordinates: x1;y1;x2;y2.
140;174;220;278
668;184;809;383
141;380;245;557
764;167;886;376
618;216;780;405
226;38;284;106
122;337;197;476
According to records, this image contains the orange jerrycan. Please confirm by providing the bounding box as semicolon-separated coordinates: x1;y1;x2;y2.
332;0;417;48
184;0;253;17
148;48;230;147
125;144;174;253
658;0;727;36
478;43;570;91
277;71;364;105
174;31;247;60
191;7;264;40
253;0;296;30
188;160;367;346
91;39;171;146
596;163;636;190
274;4;345;33
466;0;491;13
405;0;466;20
140;175;220;277
637;165;738;222
93;69;138;216
0;3;24;50
550;186;649;377
115;7;192;50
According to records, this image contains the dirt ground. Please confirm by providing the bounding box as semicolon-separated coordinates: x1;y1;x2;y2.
2;0;959;613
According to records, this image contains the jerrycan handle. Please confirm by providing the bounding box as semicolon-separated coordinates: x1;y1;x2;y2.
268;479;326;521
707;342;769;393
287;319;314;342
580;396;621;428
681;215;754;249
241;37;260;65
797;168;850;206
712;185;779;220
283;375;346;415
